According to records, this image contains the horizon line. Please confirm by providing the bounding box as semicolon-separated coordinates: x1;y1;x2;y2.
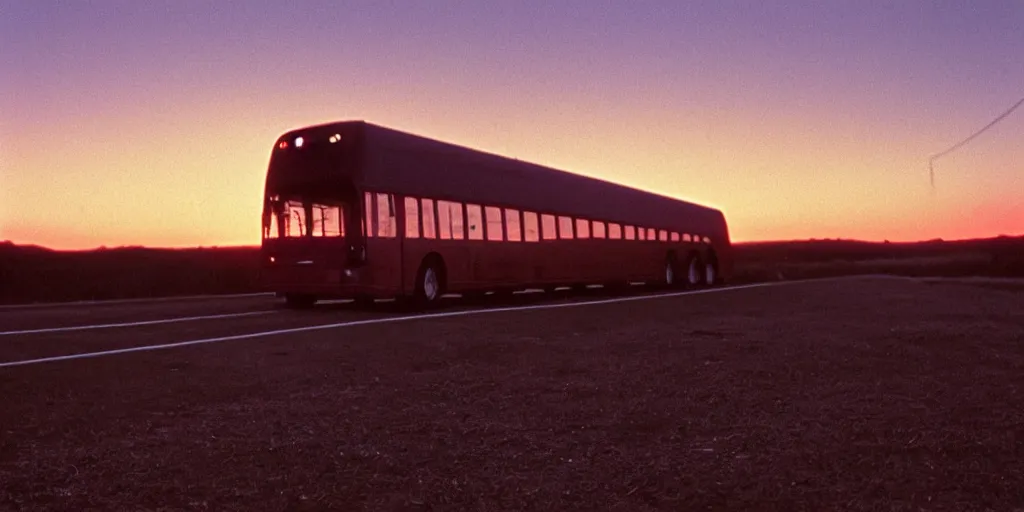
4;233;1022;253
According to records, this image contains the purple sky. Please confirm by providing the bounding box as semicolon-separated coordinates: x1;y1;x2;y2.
2;1;1022;247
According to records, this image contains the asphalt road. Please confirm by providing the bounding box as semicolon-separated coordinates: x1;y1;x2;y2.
2;277;1023;511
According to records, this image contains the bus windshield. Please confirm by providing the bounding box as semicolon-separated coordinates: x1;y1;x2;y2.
263;195;354;239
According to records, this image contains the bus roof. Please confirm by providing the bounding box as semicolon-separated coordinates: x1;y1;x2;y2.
277;120;729;241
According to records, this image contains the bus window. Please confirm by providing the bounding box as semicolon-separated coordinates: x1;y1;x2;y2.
637;227;645;241
683;234;691;242
466;204;484;240
436;201;465;240
485;206;503;241
421;198;437;239
648;228;657;241
558;216;574;239
671;232;680;242
659;230;668;242
608;223;621;239
311;204;343;237
449;202;465;240
264;209;280;239
404;197;419;239
592;221;606;239
524;211;540;242
437;200;452;239
376;193;396;238
505;208;522;242
575;218;590;239
541;214;557;240
364;192;376;238
280;200;306;237
624;225;635;240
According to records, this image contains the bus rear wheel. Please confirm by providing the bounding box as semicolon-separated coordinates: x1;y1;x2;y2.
685;254;705;287
704;261;719;286
664;253;680;288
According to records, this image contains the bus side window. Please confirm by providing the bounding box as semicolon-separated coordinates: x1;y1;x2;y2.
558;216;574;239
637;227;645;241
449;202;465;240
575;218;590;239
466;204;484;240
505;208;522;241
659;230;668;242
671;232;680;242
541;214;557;240
649;228;658;241
485;206;503;241
404;197;420;239
592;221;606;239
420;198;437;239
608;223;621;239
364;192;376;238
437;200;452;239
624;225;635;240
683;234;691;242
523;211;540;242
376;193;396;238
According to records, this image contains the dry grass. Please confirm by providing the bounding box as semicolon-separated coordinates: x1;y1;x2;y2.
2;236;1022;304
2;278;1023;510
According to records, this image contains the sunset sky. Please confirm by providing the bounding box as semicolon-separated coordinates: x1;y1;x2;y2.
2;1;1022;249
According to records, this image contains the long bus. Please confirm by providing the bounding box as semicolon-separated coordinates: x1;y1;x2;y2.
260;121;732;308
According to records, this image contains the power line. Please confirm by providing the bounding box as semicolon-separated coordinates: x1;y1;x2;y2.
928;95;1024;190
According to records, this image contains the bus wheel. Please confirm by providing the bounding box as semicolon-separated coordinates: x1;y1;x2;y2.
704;260;719;286
284;294;317;309
686;253;705;287
415;255;445;304
664;253;679;288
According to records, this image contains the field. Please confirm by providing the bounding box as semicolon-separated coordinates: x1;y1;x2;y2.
2;277;1023;510
1;236;1023;305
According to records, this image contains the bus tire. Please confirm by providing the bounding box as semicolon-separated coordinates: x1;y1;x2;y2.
704;252;720;287
284;293;317;309
664;252;680;288
685;253;705;288
414;254;446;305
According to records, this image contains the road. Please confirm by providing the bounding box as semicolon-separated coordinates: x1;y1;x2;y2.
1;277;1023;511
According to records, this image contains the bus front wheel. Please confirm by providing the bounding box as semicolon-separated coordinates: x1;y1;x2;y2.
284;294;317;309
414;255;446;305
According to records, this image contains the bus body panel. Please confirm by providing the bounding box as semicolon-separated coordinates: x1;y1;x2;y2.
356;123;730;247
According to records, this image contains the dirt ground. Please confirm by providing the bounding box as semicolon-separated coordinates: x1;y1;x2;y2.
1;277;1023;511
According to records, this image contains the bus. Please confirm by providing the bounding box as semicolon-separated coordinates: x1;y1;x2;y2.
260;121;732;308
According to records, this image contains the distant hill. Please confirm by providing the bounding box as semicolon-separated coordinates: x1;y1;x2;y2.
729;235;1024;282
0;243;263;305
734;235;1024;263
1;236;1021;305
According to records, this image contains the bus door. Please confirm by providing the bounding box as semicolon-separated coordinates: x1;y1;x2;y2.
363;192;404;296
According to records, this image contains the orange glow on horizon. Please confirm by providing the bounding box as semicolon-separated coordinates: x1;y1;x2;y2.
3;2;1021;251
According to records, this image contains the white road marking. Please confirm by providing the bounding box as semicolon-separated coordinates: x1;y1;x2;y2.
0;276;892;369
0;292;274;311
0;310;277;337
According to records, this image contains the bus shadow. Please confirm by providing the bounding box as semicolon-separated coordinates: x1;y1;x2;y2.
283;283;673;314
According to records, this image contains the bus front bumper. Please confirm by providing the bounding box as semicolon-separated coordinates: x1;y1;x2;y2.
260;265;383;299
